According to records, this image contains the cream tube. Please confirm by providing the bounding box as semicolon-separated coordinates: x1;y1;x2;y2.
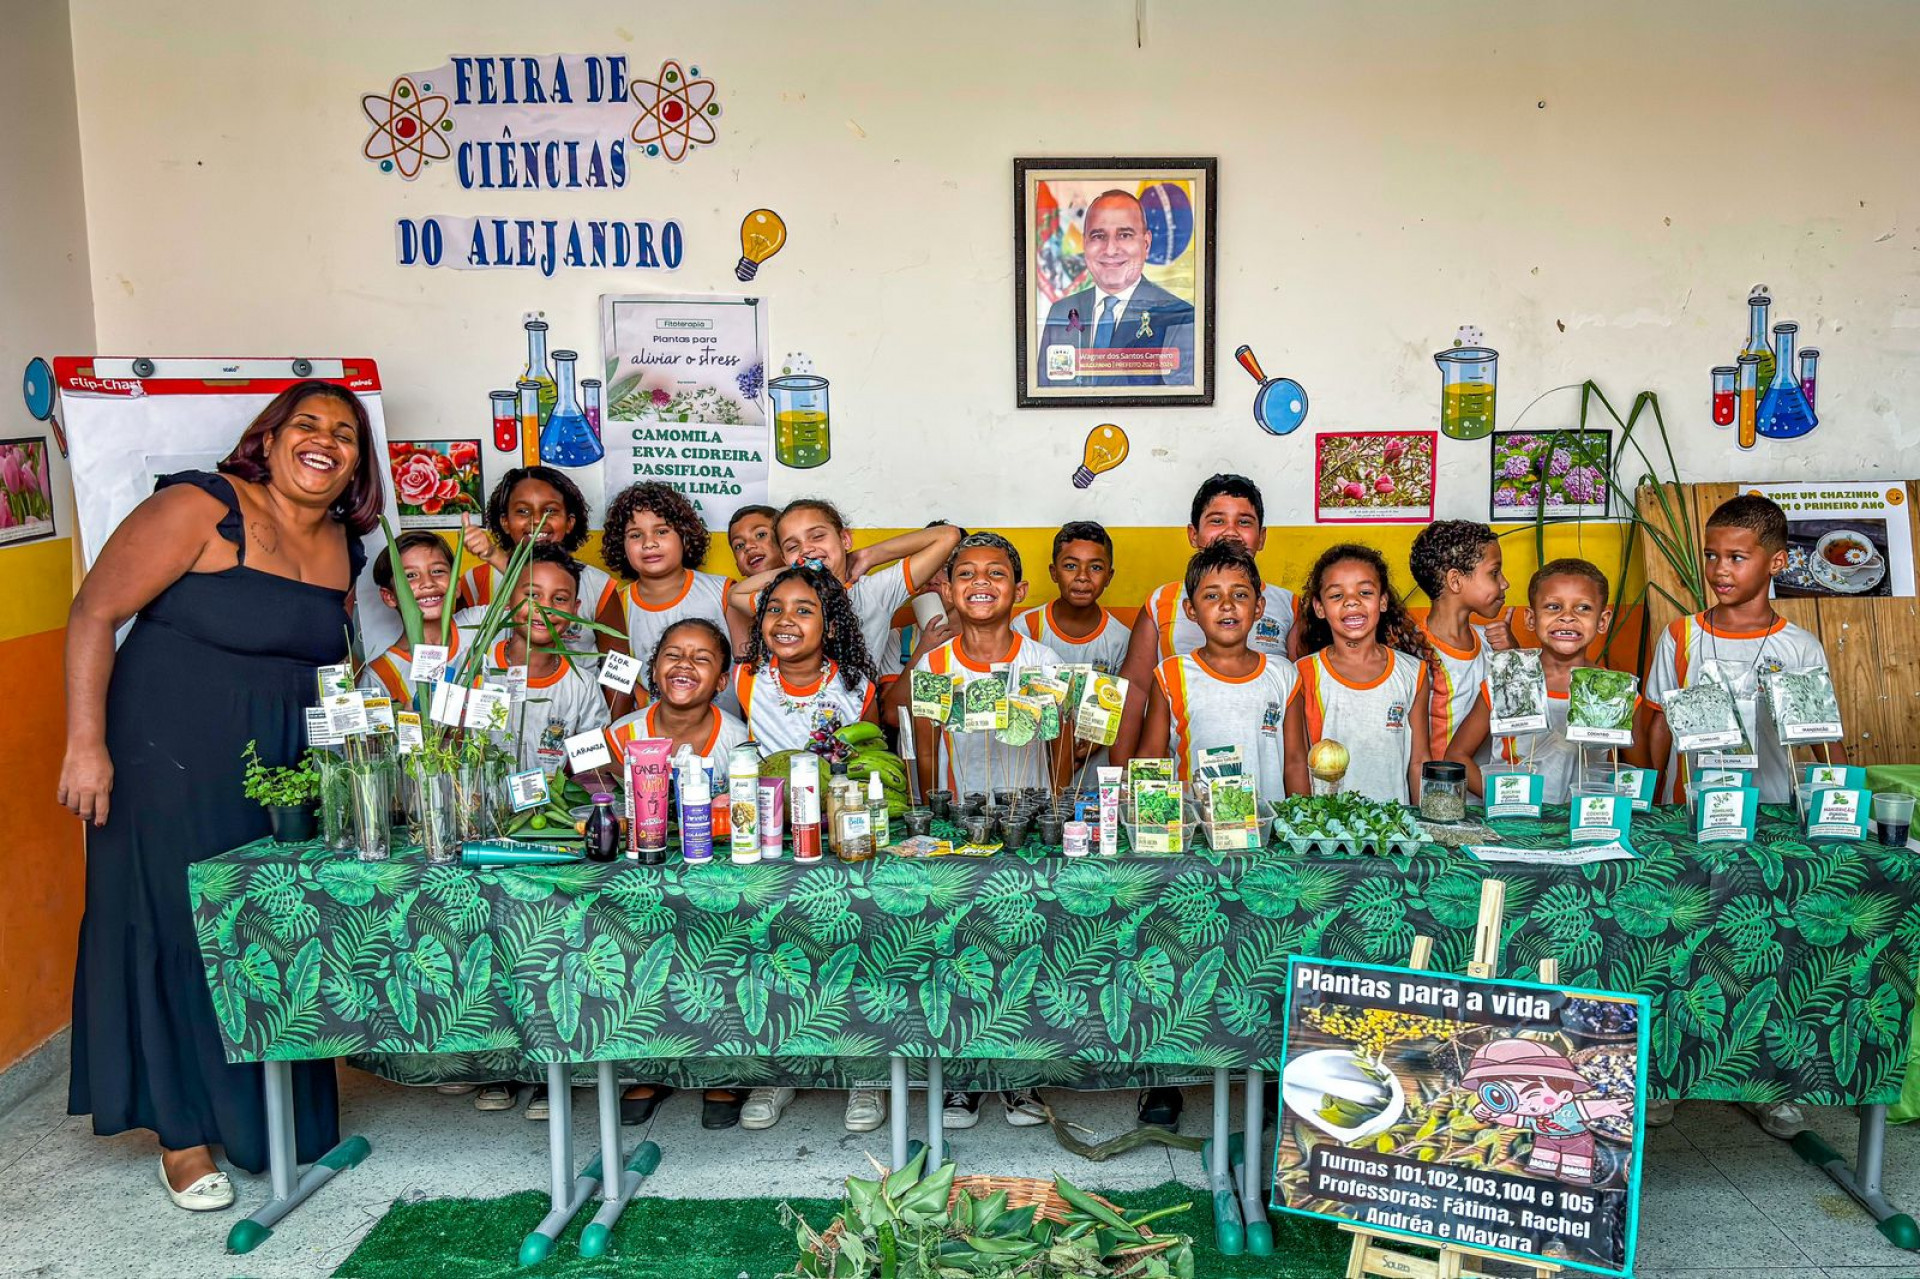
1097;766;1121;857
625;738;673;864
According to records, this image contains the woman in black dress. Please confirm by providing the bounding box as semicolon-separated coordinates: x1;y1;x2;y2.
58;383;384;1210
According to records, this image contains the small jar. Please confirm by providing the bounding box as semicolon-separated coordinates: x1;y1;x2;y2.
1002;817;1031;850
961;791;988;817
1420;761;1468;823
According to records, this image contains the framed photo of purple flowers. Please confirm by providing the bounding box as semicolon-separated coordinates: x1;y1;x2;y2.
1489;429;1612;519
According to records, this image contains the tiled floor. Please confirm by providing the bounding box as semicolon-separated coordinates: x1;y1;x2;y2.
2;1070;1919;1277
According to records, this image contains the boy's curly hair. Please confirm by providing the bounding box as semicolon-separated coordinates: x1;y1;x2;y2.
601;481;710;579
1408;520;1496;599
643;618;733;699
1298;543;1432;662
484;465;591;553
742;565;877;692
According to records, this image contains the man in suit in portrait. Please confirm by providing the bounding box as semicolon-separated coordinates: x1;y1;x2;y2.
1038;188;1195;388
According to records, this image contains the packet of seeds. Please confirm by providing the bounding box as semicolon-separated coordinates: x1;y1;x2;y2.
1662;681;1744;753
1566;668;1639;747
961;669;1009;733
1074;672;1129;746
1763;667;1844;743
1487;649;1549;736
1695;660;1759;770
1128;757;1181;853
997;694;1048;747
1019;671;1068;739
911;670;960;726
1199;773;1258;850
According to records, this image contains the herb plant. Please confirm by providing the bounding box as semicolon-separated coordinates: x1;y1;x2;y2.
240;740;321;808
1567;668;1638;733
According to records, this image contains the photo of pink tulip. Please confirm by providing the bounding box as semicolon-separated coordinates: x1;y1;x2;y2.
0;437;55;546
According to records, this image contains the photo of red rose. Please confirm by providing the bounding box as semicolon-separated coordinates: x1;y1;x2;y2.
388;439;484;528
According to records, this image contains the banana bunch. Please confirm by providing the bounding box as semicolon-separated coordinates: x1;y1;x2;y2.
835;722;910;818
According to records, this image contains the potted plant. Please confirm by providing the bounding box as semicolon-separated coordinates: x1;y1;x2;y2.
241;739;322;843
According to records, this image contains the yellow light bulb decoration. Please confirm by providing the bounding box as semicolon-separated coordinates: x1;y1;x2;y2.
1072;423;1130;488
735;209;788;282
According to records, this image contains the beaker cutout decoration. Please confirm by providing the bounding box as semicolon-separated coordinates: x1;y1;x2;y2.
1234;344;1308;436
540;350;604;467
1756;322;1818;441
1434;333;1497;441
490;389;518;454
770;373;829;469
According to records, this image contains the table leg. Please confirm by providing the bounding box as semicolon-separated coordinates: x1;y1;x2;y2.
1203;1068;1245;1256
926;1057;946;1169
225;1061;372;1255
579;1063;662;1259
520;1064;603;1266
890;1056;910;1171
1792;1104;1920;1250
1237;1067;1273;1255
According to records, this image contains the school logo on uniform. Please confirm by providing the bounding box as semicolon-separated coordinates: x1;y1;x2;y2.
1385;702;1407;732
1261;701;1283;736
538;718;568;760
1252;617;1285;651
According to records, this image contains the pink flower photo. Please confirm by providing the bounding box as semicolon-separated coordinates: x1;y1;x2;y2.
1314;432;1436;523
0;437;56;546
388;439;484;529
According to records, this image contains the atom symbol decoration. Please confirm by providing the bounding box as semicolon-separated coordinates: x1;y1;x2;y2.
630;60;720;162
362;75;453;179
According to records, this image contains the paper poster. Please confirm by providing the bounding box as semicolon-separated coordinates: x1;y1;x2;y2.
601;293;770;529
390;439;484;529
1315;432;1437;523
1274;957;1647;1277
0;437;57;546
1741;482;1915;599
1490;430;1611;518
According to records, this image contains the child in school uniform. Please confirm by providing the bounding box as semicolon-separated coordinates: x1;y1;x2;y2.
480;545;610;778
458;465;615;663
732;566;880;750
1409;520;1513;761
1019;521;1132;774
597;482;739;711
725;504;780;579
360;531;465;702
1285;544;1433;803
1115;474;1297;759
1442;559;1656;802
1130;540;1298;803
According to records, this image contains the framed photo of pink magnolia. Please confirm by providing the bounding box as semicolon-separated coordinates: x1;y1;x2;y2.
1314;431;1436;523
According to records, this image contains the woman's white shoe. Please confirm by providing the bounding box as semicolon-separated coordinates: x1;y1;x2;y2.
159;1159;235;1211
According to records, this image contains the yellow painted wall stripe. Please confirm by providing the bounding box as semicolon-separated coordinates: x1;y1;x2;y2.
0;538;77;643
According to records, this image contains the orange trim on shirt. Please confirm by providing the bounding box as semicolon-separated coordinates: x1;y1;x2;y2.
1157;657;1193;777
1045;602;1114;646
368;653;409;702
1696;611;1787;641
1670;618;1692;691
898;557;917;597
1017;609;1042;639
1314;649;1398;692
1419;622;1481;663
775;660;835;699
646;704;723;758
1151;584;1179;659
458;563;495;610
1428;658;1457;757
1191;651;1268;686
735;666;758;727
1295;657;1326;744
950;636;1019;673
526;657;572;689
627;570;695;613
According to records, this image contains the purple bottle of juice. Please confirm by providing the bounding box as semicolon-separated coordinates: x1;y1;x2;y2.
585;794;621;863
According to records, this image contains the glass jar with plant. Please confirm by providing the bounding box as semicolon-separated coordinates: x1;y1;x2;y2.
240;739;322;843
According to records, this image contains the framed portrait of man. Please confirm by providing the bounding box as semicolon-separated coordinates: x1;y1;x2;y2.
1014;157;1216;408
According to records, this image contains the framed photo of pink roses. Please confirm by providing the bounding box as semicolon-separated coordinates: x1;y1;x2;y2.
1489;429;1612;518
389;439;484;529
1314;431;1436;523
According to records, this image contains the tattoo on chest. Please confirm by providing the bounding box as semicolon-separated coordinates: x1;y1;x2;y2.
251;520;280;554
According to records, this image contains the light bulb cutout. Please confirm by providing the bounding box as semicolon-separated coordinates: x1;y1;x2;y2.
1072;423;1130;488
736;209;788;281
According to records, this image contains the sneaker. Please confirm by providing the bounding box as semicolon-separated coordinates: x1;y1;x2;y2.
1742;1101;1807;1139
844;1088;886;1133
474;1082;519;1112
1003;1089;1047;1127
1643;1096;1676;1127
435;1083;478;1095
741;1087;797;1131
525;1086;550;1121
942;1091;981;1129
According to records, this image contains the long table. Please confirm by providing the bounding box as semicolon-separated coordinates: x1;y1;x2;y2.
190;806;1920;1256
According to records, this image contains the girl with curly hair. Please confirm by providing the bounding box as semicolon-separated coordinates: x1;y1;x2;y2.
733;565;879;752
456;467;614;661
596;482;740;705
1285;544;1433;803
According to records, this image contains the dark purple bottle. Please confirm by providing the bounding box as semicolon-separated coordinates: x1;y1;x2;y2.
585;794;621;863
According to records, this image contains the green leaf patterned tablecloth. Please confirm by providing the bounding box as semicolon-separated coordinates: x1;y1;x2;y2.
189;806;1920;1101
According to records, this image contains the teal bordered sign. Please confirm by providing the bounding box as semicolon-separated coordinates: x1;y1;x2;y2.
1272;957;1648;1276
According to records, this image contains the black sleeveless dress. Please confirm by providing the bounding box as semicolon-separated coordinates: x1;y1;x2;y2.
68;471;364;1173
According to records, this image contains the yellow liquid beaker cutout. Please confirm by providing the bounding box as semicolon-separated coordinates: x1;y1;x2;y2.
769;374;829;469
1434;345;1498;440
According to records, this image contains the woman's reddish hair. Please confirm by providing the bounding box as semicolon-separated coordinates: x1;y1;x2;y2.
218;381;386;535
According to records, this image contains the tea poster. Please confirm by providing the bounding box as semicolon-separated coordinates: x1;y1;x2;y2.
1741;481;1915;599
1273;956;1647;1277
601;293;769;529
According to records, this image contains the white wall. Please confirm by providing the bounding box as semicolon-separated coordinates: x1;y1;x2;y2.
64;0;1920;529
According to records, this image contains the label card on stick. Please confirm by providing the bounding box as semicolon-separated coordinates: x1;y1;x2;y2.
1695;785;1757;842
565;729;614;772
362;695;396;734
465;683;512;731
396;711;424;753
1570;793;1634;845
323;691;369;737
306;706;342;748
1484;770;1543;819
502;664;529;702
316;663;353;698
409;644;450;683
429;680;469;727
507;769;550;812
597;650;642;694
1613;767;1658;811
1805;787;1870;841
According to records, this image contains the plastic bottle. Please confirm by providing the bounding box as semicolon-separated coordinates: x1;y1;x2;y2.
868;771;891;850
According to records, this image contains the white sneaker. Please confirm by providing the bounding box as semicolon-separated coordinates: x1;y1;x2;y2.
1003;1089;1047;1127
742;1087;797;1130
1742;1101;1807;1139
844;1088;886;1132
942;1091;981;1129
159;1160;234;1212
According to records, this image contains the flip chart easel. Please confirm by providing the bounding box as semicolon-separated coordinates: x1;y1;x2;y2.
1339;878;1565;1279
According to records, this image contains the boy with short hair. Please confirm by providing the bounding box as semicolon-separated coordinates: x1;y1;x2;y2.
1409;520;1512;761
361;531;464;701
1017;521;1130;673
1115;474;1297;758
1442;558;1655;802
482;544;611;777
725;504;780;578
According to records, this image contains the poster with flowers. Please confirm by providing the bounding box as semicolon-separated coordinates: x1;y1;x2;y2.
1314;431;1436;523
0;437;56;546
1490;430;1611;519
389;439;484;529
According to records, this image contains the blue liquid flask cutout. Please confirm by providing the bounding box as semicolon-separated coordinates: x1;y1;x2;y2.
540;350;604;466
1756;322;1818;441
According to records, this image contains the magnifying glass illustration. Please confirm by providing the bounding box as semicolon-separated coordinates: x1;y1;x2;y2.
21;357;68;457
1234;344;1308;436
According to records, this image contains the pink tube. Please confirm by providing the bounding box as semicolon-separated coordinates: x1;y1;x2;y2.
625;738;673;862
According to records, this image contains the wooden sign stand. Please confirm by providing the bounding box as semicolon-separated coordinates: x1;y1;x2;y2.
1340;878;1566;1279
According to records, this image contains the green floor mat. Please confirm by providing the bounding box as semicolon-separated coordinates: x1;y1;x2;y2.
332;1181;1351;1278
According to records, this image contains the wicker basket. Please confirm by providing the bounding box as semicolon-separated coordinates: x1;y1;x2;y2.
812;1173;1171;1268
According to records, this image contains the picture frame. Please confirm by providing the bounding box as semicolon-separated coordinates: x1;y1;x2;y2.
1313;431;1436;523
1489;428;1612;519
1013;157;1216;408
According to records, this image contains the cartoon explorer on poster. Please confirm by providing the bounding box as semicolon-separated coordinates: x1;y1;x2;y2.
1462;1039;1630;1186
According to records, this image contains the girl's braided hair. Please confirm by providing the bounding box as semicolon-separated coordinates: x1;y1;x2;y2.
742;565;877;693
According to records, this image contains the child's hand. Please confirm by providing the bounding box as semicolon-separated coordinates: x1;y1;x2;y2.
842;545;874;585
460;514;495;561
1484;607;1518;651
909;614;955;664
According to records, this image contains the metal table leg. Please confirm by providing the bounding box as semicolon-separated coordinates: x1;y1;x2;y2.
926;1057;946;1168
889;1056;911;1170
1235;1067;1273;1255
1793;1104;1920;1250
579;1063;662;1258
1201;1068;1245;1255
225;1061;372;1255
520;1064;602;1266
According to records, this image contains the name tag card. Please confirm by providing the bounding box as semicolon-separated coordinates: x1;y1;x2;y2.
597;650;642;694
306;706;342;748
396;711;423;753
507;769;550;812
1484;770;1544;820
1570;793;1633;845
323;691;369;737
465;683;512;731
315;663;353;698
409;645;449;683
565;729;614;772
1694;786;1758;843
362;695;396;735
1805;787;1870;842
